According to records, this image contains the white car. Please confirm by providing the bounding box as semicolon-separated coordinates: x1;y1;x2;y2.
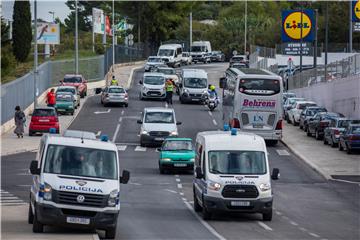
139;72;166;100
155;67;179;84
137;107;182;147
144;56;164;72
181;52;192;65
288;101;317;126
56;86;80;108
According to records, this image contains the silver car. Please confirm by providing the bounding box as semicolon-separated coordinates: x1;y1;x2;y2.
100;86;128;107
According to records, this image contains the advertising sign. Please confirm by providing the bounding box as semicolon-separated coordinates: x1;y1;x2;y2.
36;23;60;44
281;9;315;42
92;8;104;34
352;1;360;22
354;22;360;32
105;16;112;36
281;42;313;56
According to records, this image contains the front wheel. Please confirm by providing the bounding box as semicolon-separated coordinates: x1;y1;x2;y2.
32;209;44;233
202;205;212;220
193;189;202;212
346;144;352;154
262;210;273;221
339;142;344;151
28;203;34;224
105;227;117;239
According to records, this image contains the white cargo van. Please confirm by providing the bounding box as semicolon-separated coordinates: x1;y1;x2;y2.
190;41;212;63
193;129;280;220
179;69;208;104
157;44;183;67
28;132;130;239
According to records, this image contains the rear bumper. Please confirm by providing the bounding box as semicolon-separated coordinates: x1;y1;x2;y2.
140;134;171;145
348;140;360;149
103;98;128;104
239;130;282;140
29;124;59;133
159;162;194;171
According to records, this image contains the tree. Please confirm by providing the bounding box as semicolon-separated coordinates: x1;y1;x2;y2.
12;0;32;62
1;18;10;46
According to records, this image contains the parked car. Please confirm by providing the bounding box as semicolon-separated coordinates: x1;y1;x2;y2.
284;97;305;121
100;86;129;107
307;112;344;140
210;51;225;62
137;107;181;146
29;107;59;136
56;86;80;108
288;101;317;126
338;124;360;154
60;74;87;98
299;106;327;131
231;62;248;69
158;138;195;174
55;94;75;115
229;55;247;65
144;56;165;72
324;118;351;147
181;52;192;65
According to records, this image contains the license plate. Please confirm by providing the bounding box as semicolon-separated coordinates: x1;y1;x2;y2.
155;137;164;141
174;163;187;167
192;99;200;101
39;119;49;122
253;124;263;128
66;217;90;225
57;109;65;111
230;201;250;207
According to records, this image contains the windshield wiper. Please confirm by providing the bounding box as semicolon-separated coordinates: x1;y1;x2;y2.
211;169;224;174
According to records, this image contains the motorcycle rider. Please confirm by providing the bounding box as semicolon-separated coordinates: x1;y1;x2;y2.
208;85;218;99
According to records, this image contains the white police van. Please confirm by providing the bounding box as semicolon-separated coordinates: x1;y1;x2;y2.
193;127;279;220
179;69;208;103
28;131;130;239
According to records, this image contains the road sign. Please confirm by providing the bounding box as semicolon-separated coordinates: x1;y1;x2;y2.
232;50;237;56
281;42;313;56
354;22;360;32
36;22;60;44
128;39;134;46
281;9;315;42
128;34;134;40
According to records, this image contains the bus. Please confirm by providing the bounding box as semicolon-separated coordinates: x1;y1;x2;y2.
219;68;283;144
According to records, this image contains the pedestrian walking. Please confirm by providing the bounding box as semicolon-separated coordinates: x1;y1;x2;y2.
14;106;25;138
46;88;56;107
165;78;174;105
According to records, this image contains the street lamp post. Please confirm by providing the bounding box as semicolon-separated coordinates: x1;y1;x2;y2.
244;0;247;54
112;0;115;73
33;0;38;108
48;11;55;23
75;0;79;74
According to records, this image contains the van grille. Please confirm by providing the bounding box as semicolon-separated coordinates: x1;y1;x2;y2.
149;131;170;137
222;185;259;198
241;113;249;125
53;190;107;208
147;91;161;96
267;114;276;126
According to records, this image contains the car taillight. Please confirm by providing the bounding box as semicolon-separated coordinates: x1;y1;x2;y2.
349;135;360;141
276;120;283;130
231;118;240;128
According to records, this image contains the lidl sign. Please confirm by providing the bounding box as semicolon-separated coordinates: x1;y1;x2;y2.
352;0;360;22
282;9;315;42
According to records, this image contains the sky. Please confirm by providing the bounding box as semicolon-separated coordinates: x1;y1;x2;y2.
2;0;70;22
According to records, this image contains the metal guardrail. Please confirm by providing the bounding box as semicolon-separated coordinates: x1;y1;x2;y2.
288;54;360;90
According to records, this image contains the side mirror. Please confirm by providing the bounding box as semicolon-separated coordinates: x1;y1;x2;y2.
179;83;183;88
219;77;226;89
137;119;142;124
139;80;143;84
309;118;314;121
271;168;280;180
120;170;130;184
195;166;204;179
176;121;182;125
157;148;162;152
95;88;102;94
30;160;40;175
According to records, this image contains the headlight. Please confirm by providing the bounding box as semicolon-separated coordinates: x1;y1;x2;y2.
170;131;178;136
207;180;221;191
189;158;195;162
259;183;271;192
161;158;171;162
141;130;148;135
184;89;189;93
41;182;52;200
108;189;119;207
68;105;74;109
143;86;148;91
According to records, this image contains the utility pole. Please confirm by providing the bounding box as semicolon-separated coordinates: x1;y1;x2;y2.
75;0;79;74
300;7;303;73
48;11;55;22
244;0;247;54
190;12;192;51
325;2;329;80
349;0;353;53
112;0;115;73
33;0;38;108
313;9;318;68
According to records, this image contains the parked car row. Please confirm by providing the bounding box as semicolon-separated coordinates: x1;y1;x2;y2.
283;92;360;154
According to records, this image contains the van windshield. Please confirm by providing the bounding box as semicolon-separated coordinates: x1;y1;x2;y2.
239;79;280;95
44;145;118;179
208;151;266;175
144;76;165;85
145;112;174;123
191;46;206;52
158;49;174;57
184;78;207;88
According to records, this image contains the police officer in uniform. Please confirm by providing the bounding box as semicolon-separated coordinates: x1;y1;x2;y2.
111;75;118;86
165;78;174;105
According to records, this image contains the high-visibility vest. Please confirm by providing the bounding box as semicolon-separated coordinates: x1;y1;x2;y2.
111;79;118;85
165;81;173;92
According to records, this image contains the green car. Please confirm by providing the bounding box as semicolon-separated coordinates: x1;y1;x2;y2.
158;138;195;174
55;94;75;115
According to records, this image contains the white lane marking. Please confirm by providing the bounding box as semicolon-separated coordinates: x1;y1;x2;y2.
135;146;147;152
257;221;273;231
119;117;123;122
112;124;121;142
121;110;124;115
117;145;127;151
330;178;360;185
129;182;142;186
282;215;289;220
188;201;194;204
174;175;179;177
290;221;299;226
177;183;183;189
17;185;31;187
212;119;218;126
299;227;307;232
179;192;184;196
184;201;226;240
165;189;178;194
208;111;213;116
94;109;111;114
96;131;101;137
275;211;282;216
309;233;320;238
0;202;26;206
0;199;24;202
0;190;9;193
116;142;139;146
182;197;187;201
16;173;31;176
0;197;20;200
176;178;181;182
276;149;290;156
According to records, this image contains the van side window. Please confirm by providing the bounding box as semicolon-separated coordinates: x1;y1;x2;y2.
195;143;202;167
177;47;182;56
38;138;45;166
201;150;206;179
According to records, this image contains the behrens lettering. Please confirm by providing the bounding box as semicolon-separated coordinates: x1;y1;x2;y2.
243;99;276;108
59;185;103;193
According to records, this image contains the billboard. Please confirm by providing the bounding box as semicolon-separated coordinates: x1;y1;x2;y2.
352;1;360;22
281;9;315;42
36;23;60;44
92;8;104;34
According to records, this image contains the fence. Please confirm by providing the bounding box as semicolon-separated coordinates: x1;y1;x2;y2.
1;55;105;125
288;54;360;90
104;45;145;74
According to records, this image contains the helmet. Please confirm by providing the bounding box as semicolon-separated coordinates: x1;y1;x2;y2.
210;85;215;91
112;76;115;79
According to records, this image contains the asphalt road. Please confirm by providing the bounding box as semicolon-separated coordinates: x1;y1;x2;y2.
2;62;359;239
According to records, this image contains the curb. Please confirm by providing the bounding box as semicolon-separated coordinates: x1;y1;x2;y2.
126;65;144;90
280;139;331;180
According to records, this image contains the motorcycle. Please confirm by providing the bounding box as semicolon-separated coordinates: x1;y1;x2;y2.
205;92;218;111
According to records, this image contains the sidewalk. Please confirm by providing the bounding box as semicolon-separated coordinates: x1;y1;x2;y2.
282;122;360;182
1;205;99;240
1;61;144;157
